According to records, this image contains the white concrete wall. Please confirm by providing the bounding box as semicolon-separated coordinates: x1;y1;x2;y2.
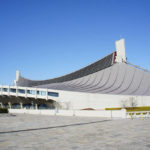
58;90;150;110
9;109;150;119
8;109;125;118
1;85;150;110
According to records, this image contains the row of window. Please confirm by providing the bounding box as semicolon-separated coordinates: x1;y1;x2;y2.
0;88;59;97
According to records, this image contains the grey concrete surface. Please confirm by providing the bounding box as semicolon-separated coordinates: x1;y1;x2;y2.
0;114;150;150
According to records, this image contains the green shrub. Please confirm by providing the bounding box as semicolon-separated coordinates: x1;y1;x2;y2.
129;113;134;115
136;113;140;115
0;108;8;113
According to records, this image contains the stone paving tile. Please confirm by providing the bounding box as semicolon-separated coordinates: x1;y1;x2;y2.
0;114;150;150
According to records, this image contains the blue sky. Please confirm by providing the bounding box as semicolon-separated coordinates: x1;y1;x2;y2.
0;0;150;85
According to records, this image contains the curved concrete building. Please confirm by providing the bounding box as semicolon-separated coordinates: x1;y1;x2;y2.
1;39;150;110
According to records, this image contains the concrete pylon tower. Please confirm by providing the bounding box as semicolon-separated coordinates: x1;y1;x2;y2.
115;38;127;63
14;70;20;86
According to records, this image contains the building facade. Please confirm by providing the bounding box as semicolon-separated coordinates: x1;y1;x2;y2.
1;39;150;110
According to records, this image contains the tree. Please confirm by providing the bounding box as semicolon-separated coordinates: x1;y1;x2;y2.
120;97;137;109
128;97;137;109
121;99;127;109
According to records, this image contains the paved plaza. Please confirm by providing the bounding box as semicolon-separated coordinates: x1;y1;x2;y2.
0;114;150;150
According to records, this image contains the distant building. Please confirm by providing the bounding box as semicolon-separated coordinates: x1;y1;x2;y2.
1;39;150;110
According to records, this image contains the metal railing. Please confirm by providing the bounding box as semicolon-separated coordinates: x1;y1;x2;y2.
126;111;150;119
0;85;59;100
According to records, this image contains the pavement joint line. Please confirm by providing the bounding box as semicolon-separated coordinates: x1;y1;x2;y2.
0;120;110;134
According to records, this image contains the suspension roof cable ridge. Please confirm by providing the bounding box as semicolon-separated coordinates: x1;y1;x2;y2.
127;61;150;74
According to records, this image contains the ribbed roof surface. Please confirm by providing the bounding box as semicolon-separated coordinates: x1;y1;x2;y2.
35;63;150;96
16;53;114;87
16;51;150;96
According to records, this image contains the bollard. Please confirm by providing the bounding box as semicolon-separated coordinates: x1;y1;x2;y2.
131;113;133;120
141;113;143;120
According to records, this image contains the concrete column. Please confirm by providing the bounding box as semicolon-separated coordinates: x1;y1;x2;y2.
31;101;34;109
25;87;27;98
20;102;23;109
46;89;48;100
8;102;11;109
35;103;38;110
35;88;37;99
16;86;18;97
8;86;10;96
0;102;3;108
0;85;2;95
